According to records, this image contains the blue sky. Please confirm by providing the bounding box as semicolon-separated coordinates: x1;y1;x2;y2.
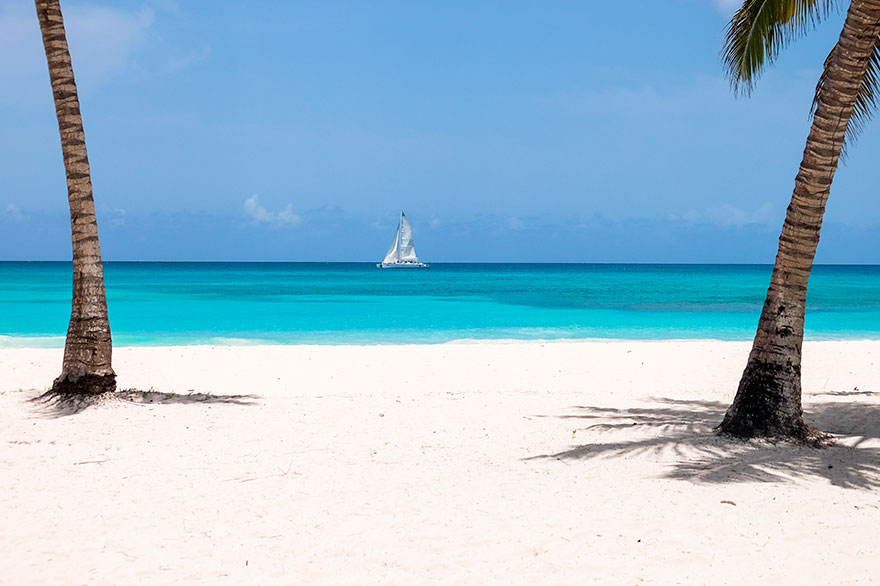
1;0;878;262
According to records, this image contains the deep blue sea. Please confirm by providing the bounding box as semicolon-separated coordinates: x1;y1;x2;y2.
2;262;880;347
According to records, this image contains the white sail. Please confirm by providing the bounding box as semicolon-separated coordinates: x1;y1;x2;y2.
382;224;400;264
377;211;427;268
398;214;419;262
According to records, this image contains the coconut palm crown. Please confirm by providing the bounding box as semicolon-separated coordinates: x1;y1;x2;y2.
724;0;880;144
718;0;880;442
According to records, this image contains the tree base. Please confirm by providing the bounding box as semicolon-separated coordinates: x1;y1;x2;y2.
717;420;833;447
719;358;833;446
31;373;117;416
50;372;117;396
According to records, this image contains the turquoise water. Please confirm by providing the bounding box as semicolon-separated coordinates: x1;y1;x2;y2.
2;262;880;347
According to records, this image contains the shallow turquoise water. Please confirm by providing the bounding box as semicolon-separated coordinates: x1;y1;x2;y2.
2;262;879;346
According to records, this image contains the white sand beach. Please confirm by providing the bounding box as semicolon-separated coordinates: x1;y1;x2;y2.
1;340;879;584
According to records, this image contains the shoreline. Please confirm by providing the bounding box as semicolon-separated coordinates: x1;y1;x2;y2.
4;334;880;351
3;338;876;403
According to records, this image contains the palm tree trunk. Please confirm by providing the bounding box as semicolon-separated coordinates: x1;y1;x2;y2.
720;0;880;442
36;0;116;395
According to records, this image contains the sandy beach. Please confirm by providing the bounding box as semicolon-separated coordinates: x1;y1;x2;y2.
1;340;879;584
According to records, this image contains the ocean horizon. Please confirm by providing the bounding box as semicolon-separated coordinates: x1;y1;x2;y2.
3;261;880;347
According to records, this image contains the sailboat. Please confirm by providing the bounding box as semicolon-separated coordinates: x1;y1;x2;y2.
377;211;428;268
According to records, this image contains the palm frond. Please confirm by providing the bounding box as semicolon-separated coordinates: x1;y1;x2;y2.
723;0;837;93
812;35;880;152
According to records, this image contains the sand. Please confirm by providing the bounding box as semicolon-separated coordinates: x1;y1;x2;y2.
1;340;879;585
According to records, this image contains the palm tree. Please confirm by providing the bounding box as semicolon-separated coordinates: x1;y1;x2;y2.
35;0;116;395
719;0;880;442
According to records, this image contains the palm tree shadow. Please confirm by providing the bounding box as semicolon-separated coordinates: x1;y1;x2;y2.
31;388;260;418
816;390;879;397
527;397;880;490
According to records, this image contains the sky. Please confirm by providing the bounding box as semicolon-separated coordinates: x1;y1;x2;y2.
1;0;878;262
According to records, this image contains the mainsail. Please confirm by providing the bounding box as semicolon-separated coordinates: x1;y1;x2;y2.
397;214;418;262
380;211;425;267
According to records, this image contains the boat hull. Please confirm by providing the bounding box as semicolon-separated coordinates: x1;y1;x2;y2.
377;262;429;269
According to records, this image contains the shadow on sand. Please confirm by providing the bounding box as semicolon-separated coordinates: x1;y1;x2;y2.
30;389;260;418
526;397;880;490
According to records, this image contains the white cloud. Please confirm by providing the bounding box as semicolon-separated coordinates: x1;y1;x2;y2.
0;1;206;107
67;5;155;84
713;0;740;16
0;2;153;106
3;4;152;70
6;204;26;221
243;194;302;227
111;208;127;226
146;0;181;15
676;202;777;227
162;44;211;74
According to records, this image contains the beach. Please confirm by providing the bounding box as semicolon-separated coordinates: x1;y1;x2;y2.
2;340;879;584
7;0;880;581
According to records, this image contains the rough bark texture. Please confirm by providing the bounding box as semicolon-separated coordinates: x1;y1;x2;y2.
720;0;880;442
36;0;116;395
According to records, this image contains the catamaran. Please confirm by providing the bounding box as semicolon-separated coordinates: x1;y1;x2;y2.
378;211;428;268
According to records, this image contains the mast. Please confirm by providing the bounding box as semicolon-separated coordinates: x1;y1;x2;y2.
397;210;403;262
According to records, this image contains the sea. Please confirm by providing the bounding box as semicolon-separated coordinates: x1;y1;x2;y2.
2;262;880;347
